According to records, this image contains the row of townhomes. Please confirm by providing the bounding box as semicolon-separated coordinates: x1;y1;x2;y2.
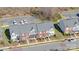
1;11;79;42
0;16;55;41
58;11;79;34
9;21;55;41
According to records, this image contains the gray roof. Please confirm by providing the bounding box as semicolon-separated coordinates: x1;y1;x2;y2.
9;21;55;37
59;18;79;32
37;21;54;32
9;23;37;36
63;18;79;27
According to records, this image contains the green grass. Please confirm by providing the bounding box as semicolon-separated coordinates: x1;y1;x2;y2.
51;13;62;24
52;29;71;41
55;29;64;39
49;29;64;41
1;27;10;46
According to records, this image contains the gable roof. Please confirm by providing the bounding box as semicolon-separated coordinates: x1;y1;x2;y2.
63;18;79;27
59;18;79;32
9;23;37;36
9;21;55;37
37;21;54;32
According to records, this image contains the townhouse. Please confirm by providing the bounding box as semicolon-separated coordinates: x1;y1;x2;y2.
9;21;55;41
58;18;79;34
57;11;79;34
37;22;55;38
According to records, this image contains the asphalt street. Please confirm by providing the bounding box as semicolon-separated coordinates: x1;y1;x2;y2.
10;38;79;51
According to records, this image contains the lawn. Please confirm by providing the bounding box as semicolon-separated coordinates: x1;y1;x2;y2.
1;27;10;46
55;29;64;39
49;29;64;41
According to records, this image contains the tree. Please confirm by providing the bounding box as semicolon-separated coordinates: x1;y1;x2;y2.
51;13;62;23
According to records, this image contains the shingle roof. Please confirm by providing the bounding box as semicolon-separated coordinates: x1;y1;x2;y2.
63;18;79;27
9;23;37;36
9;21;55;37
59;18;79;32
37;21;54;32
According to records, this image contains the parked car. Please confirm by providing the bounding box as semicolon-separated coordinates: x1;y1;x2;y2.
65;38;77;42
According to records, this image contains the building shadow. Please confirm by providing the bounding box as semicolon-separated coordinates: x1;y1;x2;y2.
54;24;64;35
5;29;11;43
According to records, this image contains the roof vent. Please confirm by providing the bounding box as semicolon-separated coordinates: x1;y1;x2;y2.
23;20;28;23
13;20;17;25
20;20;24;24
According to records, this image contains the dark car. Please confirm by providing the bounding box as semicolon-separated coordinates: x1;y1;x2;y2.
65;38;76;42
67;38;76;42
